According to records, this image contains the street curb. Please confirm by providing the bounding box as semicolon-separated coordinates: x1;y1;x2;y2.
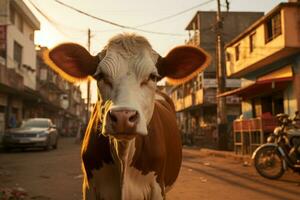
200;148;252;163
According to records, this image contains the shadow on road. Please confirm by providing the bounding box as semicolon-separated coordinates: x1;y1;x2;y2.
183;154;300;199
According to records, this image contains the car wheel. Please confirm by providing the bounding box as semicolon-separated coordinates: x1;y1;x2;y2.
44;138;51;151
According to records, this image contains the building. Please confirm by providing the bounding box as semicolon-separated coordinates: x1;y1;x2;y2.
37;47;87;136
220;1;300;154
0;0;87;142
36;47;87;136
169;11;264;148
0;0;40;137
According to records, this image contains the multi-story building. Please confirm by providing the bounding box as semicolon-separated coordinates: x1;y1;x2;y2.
36;47;87;136
0;0;40;137
220;1;300;154
170;11;263;148
0;0;87;142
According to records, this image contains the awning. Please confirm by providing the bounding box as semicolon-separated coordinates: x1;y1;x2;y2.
218;65;293;98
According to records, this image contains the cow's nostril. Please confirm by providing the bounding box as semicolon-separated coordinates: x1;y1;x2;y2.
109;111;118;123
129;111;138;123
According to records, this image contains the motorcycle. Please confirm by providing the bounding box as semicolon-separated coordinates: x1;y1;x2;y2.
252;111;300;179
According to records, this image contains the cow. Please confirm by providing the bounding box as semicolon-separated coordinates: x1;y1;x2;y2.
46;33;210;200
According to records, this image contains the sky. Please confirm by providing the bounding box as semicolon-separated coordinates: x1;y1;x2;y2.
23;0;287;102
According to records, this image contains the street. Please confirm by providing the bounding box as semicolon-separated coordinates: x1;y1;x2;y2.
0;138;300;200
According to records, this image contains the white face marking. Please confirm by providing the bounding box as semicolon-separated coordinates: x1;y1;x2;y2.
93;35;160;136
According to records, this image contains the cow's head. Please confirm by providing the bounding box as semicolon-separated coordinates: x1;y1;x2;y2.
47;33;210;140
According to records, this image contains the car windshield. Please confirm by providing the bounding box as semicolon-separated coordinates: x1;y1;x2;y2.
21;119;49;128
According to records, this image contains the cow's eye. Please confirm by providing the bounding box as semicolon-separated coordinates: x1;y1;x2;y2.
141;73;161;86
93;73;112;88
148;73;161;82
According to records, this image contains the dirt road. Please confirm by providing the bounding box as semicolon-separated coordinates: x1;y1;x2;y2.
0;138;82;200
168;148;300;200
1;138;300;200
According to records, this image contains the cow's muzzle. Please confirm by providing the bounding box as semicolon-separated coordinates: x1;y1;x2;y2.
106;108;139;139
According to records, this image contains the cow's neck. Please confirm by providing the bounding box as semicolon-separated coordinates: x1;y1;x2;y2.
110;137;137;198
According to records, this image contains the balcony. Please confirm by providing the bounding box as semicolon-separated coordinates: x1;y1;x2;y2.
38;69;65;94
0;65;24;92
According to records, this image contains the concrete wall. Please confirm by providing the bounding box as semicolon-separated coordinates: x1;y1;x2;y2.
7;24;37;89
199;11;264;73
0;0;9;25
3;0;40;90
291;56;300;114
283;6;300;47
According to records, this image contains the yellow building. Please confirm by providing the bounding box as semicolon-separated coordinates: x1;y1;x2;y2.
170;11;263;148
220;2;300;154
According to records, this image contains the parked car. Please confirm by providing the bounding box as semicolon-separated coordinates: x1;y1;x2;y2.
3;118;59;151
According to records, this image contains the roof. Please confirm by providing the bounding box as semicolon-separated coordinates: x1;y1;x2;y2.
11;0;40;30
217;77;292;98
218;65;293;98
225;2;300;48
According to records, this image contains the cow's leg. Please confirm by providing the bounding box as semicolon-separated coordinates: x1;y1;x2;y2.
83;178;97;200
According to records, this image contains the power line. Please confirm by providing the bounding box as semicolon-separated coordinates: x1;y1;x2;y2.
27;0;86;39
134;0;215;28
52;0;185;36
79;0;215;33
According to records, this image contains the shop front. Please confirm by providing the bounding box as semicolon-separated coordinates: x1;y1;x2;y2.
219;65;296;154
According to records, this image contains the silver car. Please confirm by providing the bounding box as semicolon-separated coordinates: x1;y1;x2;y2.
3;118;59;151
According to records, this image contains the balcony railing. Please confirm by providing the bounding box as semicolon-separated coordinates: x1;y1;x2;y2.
0;65;24;91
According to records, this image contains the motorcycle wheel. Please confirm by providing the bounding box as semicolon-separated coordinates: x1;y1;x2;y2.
254;146;284;179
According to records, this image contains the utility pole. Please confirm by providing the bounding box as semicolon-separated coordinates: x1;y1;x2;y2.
86;28;91;123
216;0;228;150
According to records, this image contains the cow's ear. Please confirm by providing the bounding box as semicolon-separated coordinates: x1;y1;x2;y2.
44;43;99;82
156;46;211;85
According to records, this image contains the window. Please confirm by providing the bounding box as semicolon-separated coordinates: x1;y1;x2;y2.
249;32;256;53
226;52;232;62
265;12;282;42
235;44;240;61
13;41;22;68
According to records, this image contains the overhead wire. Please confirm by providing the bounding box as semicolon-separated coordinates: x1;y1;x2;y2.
29;0;217;37
52;0;186;36
134;0;215;28
27;0;86;39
